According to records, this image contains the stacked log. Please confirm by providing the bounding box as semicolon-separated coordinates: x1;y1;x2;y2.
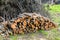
0;13;56;36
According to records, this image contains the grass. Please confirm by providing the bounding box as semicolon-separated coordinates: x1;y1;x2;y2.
49;5;60;26
38;30;48;36
45;4;60;25
45;4;60;13
49;5;60;12
10;35;18;40
0;35;3;40
44;4;60;40
38;29;60;40
46;29;60;40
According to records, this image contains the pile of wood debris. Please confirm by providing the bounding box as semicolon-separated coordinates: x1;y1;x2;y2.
0;13;56;37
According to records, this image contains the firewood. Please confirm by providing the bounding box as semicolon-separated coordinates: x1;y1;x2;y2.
0;13;57;36
11;23;17;35
44;22;49;30
23;20;27;29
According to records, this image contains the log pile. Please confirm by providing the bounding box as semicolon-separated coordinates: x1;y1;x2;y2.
0;13;56;36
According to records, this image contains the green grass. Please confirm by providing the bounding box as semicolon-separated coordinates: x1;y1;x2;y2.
49;5;60;12
38;30;48;36
10;35;18;40
0;35;3;40
45;4;60;25
45;4;60;13
50;5;60;26
47;29;60;40
38;28;60;40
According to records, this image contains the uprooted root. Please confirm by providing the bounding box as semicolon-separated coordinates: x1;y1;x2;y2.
0;13;57;37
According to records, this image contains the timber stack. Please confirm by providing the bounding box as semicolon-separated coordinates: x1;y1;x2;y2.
0;13;57;36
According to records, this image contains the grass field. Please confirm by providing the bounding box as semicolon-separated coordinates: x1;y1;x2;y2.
0;4;60;40
45;4;60;25
48;5;60;26
49;5;60;13
44;4;60;40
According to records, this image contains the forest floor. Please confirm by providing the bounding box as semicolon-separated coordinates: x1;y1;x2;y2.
0;4;60;40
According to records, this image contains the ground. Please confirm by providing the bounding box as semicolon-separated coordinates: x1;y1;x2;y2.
0;4;60;40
